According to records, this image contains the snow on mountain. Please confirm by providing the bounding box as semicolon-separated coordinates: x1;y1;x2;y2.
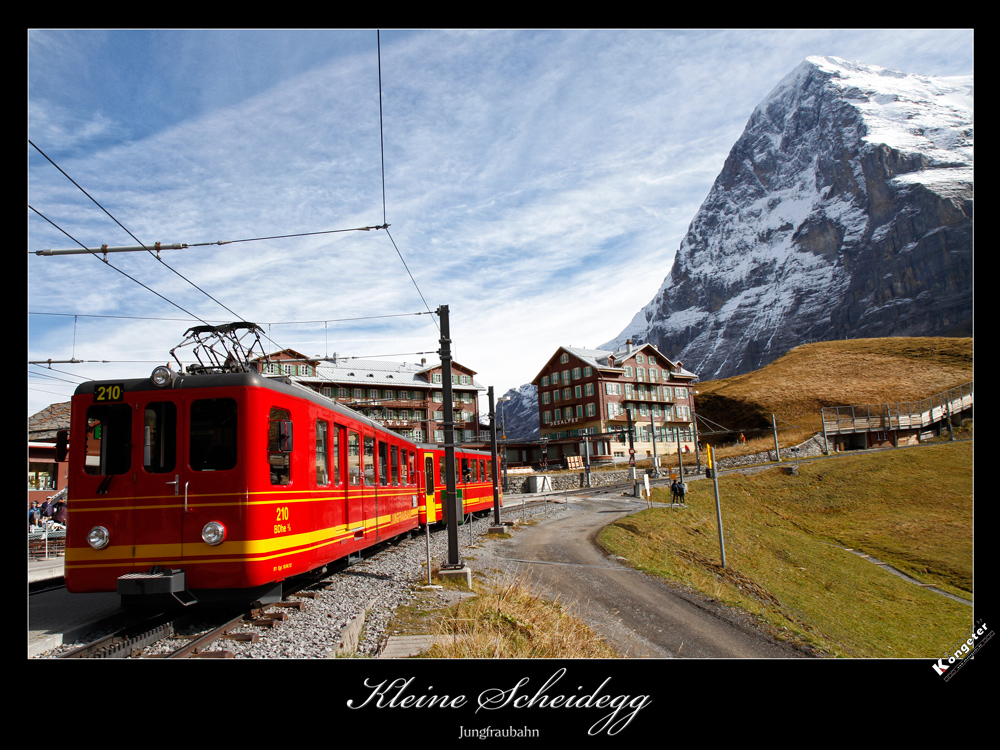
602;56;973;381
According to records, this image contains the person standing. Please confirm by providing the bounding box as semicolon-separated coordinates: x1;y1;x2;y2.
28;501;42;530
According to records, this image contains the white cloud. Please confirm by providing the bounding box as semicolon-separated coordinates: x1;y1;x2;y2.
27;28;973;417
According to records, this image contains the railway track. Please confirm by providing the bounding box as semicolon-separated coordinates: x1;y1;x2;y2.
43;498;564;659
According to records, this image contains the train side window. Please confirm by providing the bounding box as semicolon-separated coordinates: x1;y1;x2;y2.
479;459;485;483
391;445;400;486
348;431;361;486
461;457;470;483
316;420;329;485
84;404;132;476
486;460;493;483
364;436;375;485
425;456;434;495
407;451;416;486
143;402;177;473
190;398;237;471
267;407;292;485
438;456;446;485
378;441;389;486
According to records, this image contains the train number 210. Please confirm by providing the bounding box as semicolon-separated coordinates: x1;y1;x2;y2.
274;506;290;534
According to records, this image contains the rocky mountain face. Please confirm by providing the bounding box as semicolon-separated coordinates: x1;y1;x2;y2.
494;382;539;441
604;56;973;381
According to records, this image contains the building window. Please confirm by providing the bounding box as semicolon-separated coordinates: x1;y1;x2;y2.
541;375;549;387
553;390;561;402
542;391;550;404
584;366;593;377
560;353;569;364
552;371;560;384
543;411;551;424
572;367;581;380
563;387;572;400
585;383;594;396
574;385;582;399
586;402;596;417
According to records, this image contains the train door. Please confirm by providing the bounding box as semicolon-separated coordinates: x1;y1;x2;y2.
145;396;240;563
422;450;438;522
346;430;364;537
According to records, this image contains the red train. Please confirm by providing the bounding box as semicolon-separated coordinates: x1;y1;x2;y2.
63;366;500;605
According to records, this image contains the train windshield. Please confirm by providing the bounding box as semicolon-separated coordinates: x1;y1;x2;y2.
84;404;132;475
191;398;238;472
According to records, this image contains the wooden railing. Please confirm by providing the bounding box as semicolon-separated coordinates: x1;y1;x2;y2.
821;382;973;435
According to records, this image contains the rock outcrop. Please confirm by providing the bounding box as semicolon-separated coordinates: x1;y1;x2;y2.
604;56;973;380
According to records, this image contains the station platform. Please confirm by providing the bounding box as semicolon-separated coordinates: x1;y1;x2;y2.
28;557;123;658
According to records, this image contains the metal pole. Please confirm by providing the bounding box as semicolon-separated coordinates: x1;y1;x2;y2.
709;445;726;568
626;407;637;496
425;521;432;585
650;414;658;477
676;424;685;485
488;386;502;524
437;305;462;569
772;413;781;461
692;390;702;473
584;435;591;488
821;407;831;455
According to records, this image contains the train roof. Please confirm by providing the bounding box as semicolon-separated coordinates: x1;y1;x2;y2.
73;370;398;437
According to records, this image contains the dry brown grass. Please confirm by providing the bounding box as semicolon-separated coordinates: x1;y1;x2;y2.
695;337;973;435
420;573;620;659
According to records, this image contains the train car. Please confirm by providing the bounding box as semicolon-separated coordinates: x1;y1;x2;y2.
63;366;447;605
417;443;500;525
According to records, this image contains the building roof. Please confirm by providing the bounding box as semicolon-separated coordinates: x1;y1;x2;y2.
299;357;485;392
28;401;71;440
532;343;698;384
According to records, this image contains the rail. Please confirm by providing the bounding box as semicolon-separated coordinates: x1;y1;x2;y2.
821;382;973;436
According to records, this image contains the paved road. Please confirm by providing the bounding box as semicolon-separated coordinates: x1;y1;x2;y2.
497;492;807;658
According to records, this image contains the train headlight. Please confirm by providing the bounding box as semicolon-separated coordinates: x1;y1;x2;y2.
201;521;227;546
151;366;174;387
86;526;110;550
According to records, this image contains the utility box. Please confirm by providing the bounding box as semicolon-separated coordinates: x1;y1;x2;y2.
527;475;552;493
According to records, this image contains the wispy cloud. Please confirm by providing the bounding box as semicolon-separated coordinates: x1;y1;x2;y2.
27;28;973;415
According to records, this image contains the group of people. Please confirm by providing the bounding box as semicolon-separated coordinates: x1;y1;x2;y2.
28;496;67;532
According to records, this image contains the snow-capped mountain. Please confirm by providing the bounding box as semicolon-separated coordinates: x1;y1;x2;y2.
603;56;973;381
494;382;539;441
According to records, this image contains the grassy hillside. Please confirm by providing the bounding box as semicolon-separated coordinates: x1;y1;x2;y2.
694;337;973;436
600;441;973;658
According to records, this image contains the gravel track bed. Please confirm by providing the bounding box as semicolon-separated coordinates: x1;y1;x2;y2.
208;501;561;658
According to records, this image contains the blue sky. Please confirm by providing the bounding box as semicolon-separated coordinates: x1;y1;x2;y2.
27;29;974;418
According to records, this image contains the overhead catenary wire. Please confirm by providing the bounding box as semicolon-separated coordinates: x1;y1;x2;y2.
29;33;440;373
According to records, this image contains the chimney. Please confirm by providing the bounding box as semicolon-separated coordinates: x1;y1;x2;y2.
626;339;633;354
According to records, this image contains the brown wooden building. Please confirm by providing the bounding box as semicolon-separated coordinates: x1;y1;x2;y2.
531;341;698;464
28;402;71;506
251;351;486;445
